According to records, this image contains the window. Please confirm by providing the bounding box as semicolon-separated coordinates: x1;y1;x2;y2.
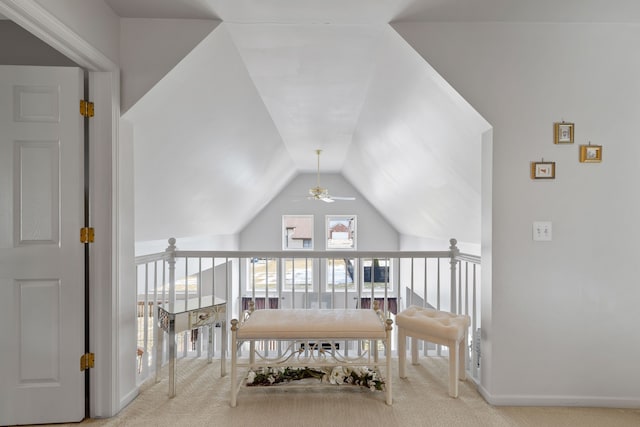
362;258;392;291
247;257;314;292
283;258;313;290
282;215;314;250
326;215;356;250
248;257;278;292
326;258;355;291
324;258;393;292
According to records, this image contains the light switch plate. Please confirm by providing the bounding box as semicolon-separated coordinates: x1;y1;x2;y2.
533;221;552;241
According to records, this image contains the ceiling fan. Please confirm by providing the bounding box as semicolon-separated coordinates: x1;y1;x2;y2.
308;149;356;203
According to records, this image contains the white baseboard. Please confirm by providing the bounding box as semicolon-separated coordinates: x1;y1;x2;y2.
477;384;640;408
118;386;140;413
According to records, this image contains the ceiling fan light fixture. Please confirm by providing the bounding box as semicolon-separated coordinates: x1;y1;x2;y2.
305;149;355;203
308;186;335;202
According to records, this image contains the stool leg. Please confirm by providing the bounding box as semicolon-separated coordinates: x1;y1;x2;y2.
398;328;407;378
459;334;467;381
449;340;459;398
411;336;419;365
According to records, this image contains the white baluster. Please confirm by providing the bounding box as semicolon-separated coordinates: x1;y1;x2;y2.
449;238;459;314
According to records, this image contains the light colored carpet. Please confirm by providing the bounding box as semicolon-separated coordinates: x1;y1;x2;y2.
36;357;640;427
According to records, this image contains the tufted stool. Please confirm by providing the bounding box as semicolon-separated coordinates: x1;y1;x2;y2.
397;305;470;398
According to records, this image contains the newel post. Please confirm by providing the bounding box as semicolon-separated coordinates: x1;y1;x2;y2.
166;237;177;304
449;238;459;314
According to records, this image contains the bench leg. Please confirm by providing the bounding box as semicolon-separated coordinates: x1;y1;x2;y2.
398;327;407;379
411;336;419;365
385;322;392;405
449;340;459;398
459;332;467;381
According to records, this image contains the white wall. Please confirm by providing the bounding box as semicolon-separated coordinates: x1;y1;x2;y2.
394;22;640;406
400;234;480;254
116;120;137;411
240;173;399;251
0;20;77;65
135;233;239;256
119;18;220;113
35;0;120;66
347;25;490;247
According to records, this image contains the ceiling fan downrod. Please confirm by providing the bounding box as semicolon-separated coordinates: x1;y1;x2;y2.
316;149;322;189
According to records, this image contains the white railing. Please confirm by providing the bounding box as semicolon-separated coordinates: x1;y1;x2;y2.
135;238;481;384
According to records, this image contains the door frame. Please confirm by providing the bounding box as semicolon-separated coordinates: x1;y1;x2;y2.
0;0;124;418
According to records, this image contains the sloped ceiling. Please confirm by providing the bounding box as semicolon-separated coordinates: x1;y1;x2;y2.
345;28;489;241
225;23;385;171
126;26;296;241
118;0;493;245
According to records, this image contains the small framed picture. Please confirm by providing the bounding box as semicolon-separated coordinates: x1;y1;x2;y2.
554;122;574;144
531;161;556;179
579;144;602;163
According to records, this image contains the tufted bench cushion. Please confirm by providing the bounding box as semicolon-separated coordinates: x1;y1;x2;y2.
397;306;470;398
396;306;469;341
236;309;387;340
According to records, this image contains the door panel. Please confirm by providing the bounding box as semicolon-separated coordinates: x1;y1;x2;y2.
15;140;60;244
0;65;84;425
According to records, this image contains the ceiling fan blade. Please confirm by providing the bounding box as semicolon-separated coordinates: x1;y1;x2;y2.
330;196;356;201
321;197;335;203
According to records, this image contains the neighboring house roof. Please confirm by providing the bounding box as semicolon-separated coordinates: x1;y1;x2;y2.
330;223;349;233
285;217;312;239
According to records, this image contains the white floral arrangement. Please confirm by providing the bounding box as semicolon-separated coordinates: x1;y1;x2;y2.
246;366;384;391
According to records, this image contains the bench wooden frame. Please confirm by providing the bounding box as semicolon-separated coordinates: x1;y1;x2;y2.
230;303;393;406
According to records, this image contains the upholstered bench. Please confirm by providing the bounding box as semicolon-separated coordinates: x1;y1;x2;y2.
230;307;393;407
397;305;470;398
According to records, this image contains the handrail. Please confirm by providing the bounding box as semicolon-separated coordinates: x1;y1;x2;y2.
456;253;481;264
153;249;453;259
134;251;170;265
135;250;477;264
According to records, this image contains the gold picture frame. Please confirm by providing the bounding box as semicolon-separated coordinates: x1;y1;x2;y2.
531;161;555;179
554;122;574;144
579;144;602;163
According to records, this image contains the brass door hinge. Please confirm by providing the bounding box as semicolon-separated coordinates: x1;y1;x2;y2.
80;99;94;117
80;353;95;371
80;227;94;243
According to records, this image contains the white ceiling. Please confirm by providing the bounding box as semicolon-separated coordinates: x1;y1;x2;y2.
110;0;640;246
104;0;407;23
106;0;640;23
225;23;385;171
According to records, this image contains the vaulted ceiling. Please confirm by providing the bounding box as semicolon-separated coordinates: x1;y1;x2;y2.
112;0;635;247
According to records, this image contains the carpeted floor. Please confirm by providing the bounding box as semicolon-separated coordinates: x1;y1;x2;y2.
35;357;640;427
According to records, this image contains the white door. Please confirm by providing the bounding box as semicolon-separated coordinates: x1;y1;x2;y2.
0;66;85;425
